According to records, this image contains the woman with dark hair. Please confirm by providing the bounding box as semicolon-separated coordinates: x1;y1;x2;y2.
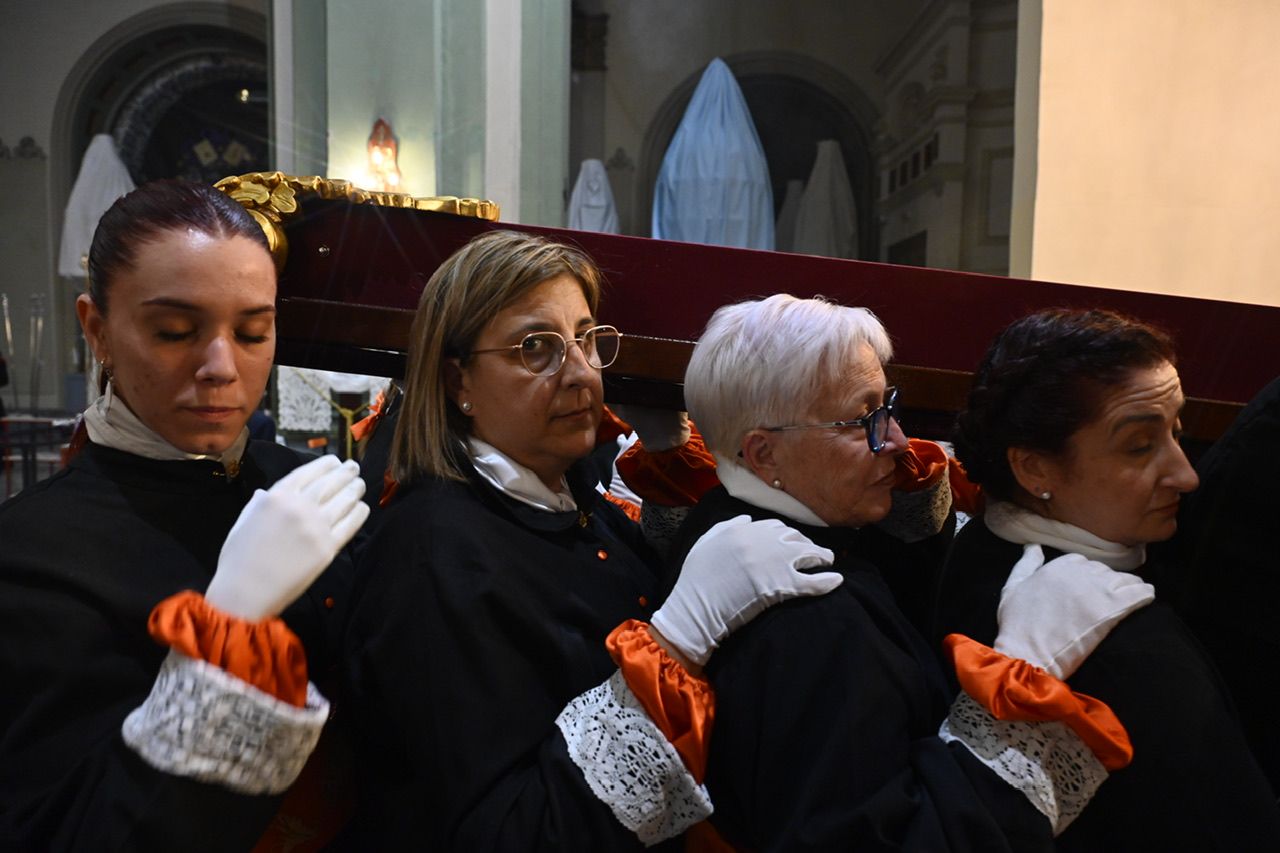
935;308;1280;849
340;230;839;849
0;179;368;850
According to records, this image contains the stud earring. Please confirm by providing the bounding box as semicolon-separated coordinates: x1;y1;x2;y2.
461;401;473;413
771;479;783;489
1040;491;1052;501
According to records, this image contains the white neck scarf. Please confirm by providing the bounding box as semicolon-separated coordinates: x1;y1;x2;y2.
466;437;577;513
82;380;249;473
984;500;1146;570
713;454;828;528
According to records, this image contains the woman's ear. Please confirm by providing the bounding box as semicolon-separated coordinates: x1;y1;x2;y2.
1007;446;1054;499
741;429;780;483
76;293;108;365
443;357;466;404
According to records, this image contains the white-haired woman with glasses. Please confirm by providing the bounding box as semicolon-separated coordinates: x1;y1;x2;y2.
665;294;1136;851
339;231;842;849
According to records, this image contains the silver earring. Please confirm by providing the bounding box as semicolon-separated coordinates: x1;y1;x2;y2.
461;401;473;413
1040;491;1051;501
771;479;783;489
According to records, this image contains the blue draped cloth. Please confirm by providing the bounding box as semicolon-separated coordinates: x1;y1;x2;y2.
652;58;774;249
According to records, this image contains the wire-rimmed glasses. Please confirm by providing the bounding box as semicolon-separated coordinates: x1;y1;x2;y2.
764;386;900;453
470;325;622;377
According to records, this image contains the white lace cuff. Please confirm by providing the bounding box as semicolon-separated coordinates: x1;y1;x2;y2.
938;691;1106;835
640;502;691;560
877;473;952;543
121;649;329;795
556;669;712;845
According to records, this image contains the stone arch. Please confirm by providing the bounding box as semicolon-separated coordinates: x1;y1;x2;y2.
638;51;880;259
49;3;267;214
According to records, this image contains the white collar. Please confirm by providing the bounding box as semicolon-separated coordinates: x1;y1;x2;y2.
713;454;828;528
82;380;249;473
984;500;1146;570
466;437;577;513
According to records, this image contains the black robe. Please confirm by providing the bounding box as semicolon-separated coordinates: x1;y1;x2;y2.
1152;375;1280;794
0;440;353;852
665;487;1051;852
338;459;672;850
934;517;1280;852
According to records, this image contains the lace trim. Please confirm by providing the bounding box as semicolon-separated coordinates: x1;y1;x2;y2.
640;503;690;561
121;649;329;795
556;670;712;845
878;475;953;543
938;691;1106;835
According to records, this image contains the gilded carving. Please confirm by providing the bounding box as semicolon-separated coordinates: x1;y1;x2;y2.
215;172;499;270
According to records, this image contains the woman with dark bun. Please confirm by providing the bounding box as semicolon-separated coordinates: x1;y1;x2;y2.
0;180;368;850
936;308;1280;850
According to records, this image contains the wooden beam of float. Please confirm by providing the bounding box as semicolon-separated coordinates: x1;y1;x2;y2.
219;172;1279;445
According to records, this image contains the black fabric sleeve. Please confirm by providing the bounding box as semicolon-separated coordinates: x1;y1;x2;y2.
706;592;1051;853
0;579;282;852
339;494;662;851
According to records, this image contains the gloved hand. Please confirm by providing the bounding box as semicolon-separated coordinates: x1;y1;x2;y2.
205;455;369;621
652;515;841;666
611;404;691;452
994;544;1154;679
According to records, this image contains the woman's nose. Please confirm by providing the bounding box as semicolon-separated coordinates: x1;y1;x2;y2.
1166;444;1200;494
879;415;908;456
558;338;595;384
195;335;237;383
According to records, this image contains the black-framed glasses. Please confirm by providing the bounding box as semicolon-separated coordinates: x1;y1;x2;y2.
764;386;900;454
470;325;622;377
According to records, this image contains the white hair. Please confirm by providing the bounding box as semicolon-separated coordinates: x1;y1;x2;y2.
685;294;893;456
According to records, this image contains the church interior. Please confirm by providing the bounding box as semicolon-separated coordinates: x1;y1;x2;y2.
1;0;1277;487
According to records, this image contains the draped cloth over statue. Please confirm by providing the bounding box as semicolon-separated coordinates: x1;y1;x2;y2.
568;159;620;234
792;139;857;259
58;135;136;277
774;178;804;253
651;58;775;249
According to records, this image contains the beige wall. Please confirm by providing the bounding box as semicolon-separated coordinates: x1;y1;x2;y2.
1027;0;1280;306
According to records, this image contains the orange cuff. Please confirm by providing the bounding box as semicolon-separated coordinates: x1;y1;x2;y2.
947;457;985;515
148;590;309;707
615;426;720;507
944;634;1132;770
602;490;643;522
893;438;949;492
598;405;633;446
607;619;715;782
349;387;387;442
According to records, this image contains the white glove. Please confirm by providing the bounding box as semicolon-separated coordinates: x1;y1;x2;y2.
994;544;1154;679
205;455;369;621
652;515;842;666
610;404;691;452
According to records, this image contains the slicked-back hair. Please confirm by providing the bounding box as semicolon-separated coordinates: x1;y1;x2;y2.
390;230;603;485
684;294;893;456
953;308;1177;502
87;179;270;315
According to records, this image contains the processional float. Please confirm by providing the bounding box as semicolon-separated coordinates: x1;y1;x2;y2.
218;172;1280;451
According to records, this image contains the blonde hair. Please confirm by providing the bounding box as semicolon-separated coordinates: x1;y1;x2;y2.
390;230;603;485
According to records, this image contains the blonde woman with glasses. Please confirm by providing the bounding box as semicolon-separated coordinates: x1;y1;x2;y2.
340;230;840;849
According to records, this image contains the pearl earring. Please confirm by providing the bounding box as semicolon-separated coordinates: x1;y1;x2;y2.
771;479;783;489
1040;491;1052;501
461;401;473;413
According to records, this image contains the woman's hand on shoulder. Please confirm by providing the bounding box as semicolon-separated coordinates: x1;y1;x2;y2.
206;455;370;621
995;544;1155;679
651;515;840;667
